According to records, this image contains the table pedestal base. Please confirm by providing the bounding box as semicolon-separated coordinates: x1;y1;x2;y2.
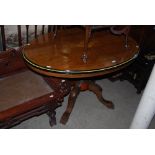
60;80;114;124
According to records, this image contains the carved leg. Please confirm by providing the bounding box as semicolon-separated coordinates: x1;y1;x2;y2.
47;109;57;127
88;81;114;109
60;83;80;124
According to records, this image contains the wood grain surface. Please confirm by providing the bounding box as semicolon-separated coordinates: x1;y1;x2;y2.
23;28;139;78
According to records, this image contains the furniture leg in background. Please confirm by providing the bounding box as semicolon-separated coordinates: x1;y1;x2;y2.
130;65;155;128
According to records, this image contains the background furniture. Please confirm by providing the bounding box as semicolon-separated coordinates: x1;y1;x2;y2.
0;25;71;128
119;26;155;93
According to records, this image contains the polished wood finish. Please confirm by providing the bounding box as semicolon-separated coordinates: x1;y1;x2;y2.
83;26;131;61
23;27;139;125
23;28;139;78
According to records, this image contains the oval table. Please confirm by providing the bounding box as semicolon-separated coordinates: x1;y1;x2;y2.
23;28;139;125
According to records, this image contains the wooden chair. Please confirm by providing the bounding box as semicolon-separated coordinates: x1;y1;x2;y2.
0;25;71;128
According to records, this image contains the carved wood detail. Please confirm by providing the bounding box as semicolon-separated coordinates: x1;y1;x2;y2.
60;80;114;125
0;48;71;128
